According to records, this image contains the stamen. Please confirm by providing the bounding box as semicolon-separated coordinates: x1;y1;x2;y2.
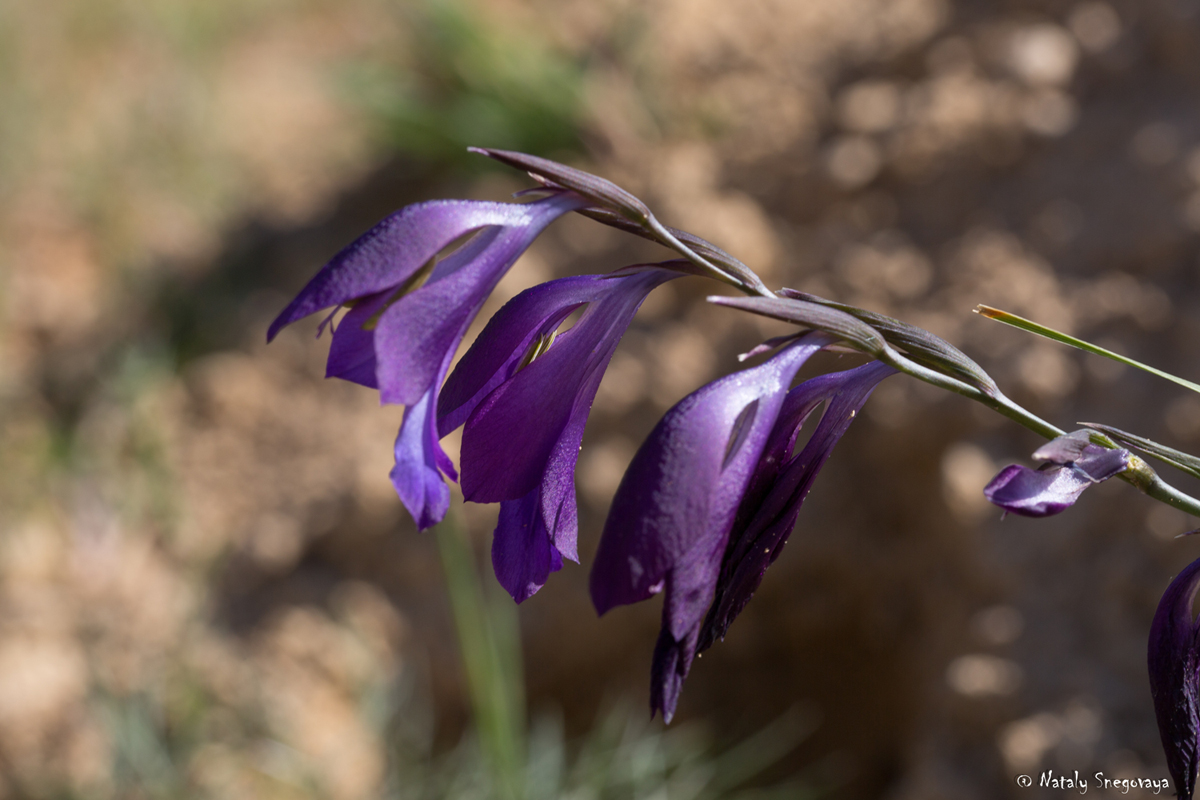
515;330;559;373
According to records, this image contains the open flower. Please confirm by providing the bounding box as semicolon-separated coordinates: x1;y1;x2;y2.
983;430;1131;517
590;334;892;720
1149;555;1200;800
268;192;587;529
438;265;682;602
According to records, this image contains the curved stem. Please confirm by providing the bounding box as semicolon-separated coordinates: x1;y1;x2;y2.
881;342;1200;517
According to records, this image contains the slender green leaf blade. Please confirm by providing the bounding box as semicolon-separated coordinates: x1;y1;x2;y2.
975;305;1200;395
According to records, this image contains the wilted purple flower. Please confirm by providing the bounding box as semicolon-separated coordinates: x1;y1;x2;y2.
437;265;683;602
590;333;893;720
1149;555;1200;800
268;192;587;529
983;430;1131;517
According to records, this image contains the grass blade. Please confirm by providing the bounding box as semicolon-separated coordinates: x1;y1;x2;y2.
975;305;1200;395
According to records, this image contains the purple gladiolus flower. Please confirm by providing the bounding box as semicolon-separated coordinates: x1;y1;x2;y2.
697;360;896;652
267;192;588;530
1149;555;1200;800
437;265;683;602
983;430;1131;517
590;333;893;721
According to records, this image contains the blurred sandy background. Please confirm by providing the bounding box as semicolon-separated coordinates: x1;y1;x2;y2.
3;0;1200;797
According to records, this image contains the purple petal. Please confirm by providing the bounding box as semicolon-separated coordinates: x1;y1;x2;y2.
437;275;605;436
372;193;588;405
1032;430;1092;464
1149;556;1200;800
589;334;834;721
589;333;832;617
461;269;677;503
268;195;581;342
699;362;895;650
492;489;564;603
389;387;451;530
1074;444;1131;481
650;619;697;724
983;445;1131;517
324;289;391;388
488;401;587;603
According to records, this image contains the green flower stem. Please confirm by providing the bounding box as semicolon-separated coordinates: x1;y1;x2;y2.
435;509;525;800
882;342;1200;519
1120;457;1200;519
666;222;1200;520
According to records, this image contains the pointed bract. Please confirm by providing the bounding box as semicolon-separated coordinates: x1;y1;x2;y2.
708;295;886;357
1149;556;1200;800
470;148;651;223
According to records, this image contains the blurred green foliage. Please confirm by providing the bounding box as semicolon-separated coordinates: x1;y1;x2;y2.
423;513;823;800
346;0;586;169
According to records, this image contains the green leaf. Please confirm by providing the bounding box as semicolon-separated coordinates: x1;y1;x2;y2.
975;305;1200;395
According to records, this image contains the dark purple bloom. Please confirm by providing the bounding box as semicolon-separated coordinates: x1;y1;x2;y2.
590;333;893;721
437;266;682;602
1149;555;1200;800
697;360;896;651
983;430;1131;518
268;192;587;530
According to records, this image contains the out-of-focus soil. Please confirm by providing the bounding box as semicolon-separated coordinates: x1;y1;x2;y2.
3;0;1200;797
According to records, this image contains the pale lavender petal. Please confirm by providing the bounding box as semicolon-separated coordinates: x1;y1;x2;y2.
589;333;832;617
1032;430;1092;464
699;362;895;650
389;388;451;531
984;444;1131;517
492;489;564;603
983;465;1091;517
1074;445;1131;481
372;193;588;405
1149;556;1200;800
268;198;575;341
